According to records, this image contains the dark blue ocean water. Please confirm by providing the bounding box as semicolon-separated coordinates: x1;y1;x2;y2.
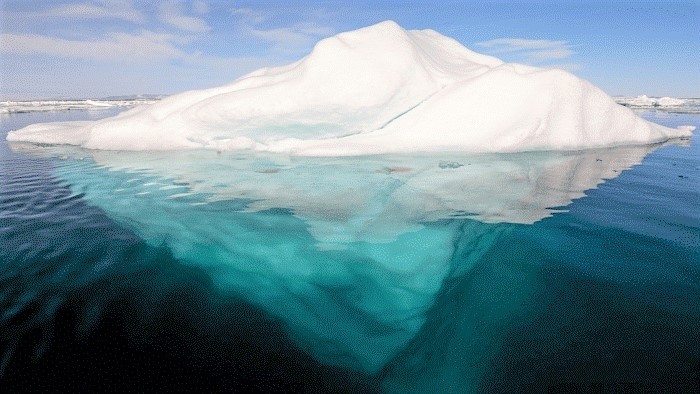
1;109;698;392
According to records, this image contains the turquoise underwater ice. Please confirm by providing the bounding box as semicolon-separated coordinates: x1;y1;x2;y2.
20;132;691;380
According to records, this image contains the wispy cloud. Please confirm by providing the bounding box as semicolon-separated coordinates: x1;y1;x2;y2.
0;1;340;97
476;38;575;62
159;1;211;33
0;31;183;61
230;8;336;53
0;29;272;78
41;0;145;23
248;23;335;50
192;1;208;15
230;8;269;24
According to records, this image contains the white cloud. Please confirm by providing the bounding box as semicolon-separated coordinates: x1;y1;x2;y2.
230;8;335;53
230;8;269;24
159;1;211;33
0;1;339;98
476;38;575;62
42;0;145;23
192;0;209;15
193;1;209;15
0;29;273;81
0;31;184;61
248;23;335;50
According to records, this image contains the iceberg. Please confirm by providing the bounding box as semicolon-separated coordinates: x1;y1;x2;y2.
7;21;693;153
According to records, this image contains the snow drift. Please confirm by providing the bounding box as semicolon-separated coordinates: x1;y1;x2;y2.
7;21;693;154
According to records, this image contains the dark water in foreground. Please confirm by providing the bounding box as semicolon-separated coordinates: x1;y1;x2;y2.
1;109;698;392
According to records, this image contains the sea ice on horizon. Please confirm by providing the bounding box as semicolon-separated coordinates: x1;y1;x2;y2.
616;95;686;107
0;98;159;114
6;21;694;154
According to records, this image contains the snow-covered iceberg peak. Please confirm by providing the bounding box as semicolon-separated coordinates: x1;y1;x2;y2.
7;20;693;154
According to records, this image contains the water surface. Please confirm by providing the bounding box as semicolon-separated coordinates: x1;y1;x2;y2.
1;108;698;392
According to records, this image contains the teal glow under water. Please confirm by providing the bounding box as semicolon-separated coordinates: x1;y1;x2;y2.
1;109;699;392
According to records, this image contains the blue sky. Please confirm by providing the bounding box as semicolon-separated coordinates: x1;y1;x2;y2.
1;0;698;99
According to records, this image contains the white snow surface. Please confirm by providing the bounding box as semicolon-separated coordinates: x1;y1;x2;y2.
7;21;693;154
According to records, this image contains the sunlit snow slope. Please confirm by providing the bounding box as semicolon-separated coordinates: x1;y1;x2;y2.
7;21;693;154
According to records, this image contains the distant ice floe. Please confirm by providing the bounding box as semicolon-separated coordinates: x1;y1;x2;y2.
0;98;159;114
7;21;693;154
615;95;700;113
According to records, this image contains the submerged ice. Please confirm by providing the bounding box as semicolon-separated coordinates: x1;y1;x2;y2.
7;21;693;153
10;139;679;373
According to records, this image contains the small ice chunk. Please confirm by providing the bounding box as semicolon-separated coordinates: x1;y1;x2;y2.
439;161;464;169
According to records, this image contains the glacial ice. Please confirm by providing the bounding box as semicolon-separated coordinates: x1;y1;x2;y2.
7;21;693;153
